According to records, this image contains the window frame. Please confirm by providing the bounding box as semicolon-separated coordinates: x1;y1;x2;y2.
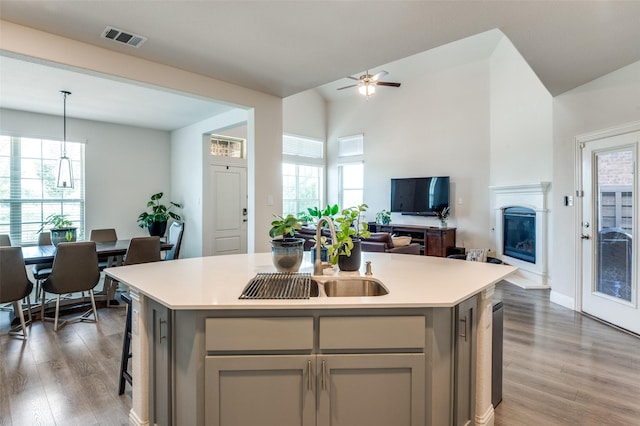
0;133;86;246
282;134;325;216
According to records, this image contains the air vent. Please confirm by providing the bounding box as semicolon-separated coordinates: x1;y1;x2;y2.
102;26;147;48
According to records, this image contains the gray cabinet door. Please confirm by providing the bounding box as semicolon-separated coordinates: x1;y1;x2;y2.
148;299;172;426
205;355;315;426
316;354;425;426
454;297;477;426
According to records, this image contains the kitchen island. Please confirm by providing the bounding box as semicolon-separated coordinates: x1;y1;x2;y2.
105;252;516;426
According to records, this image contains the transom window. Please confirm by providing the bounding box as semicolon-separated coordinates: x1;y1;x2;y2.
0;135;85;245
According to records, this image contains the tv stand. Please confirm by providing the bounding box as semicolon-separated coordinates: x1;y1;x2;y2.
375;224;456;257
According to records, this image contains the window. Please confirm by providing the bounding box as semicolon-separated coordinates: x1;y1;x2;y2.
0;135;85;245
337;134;364;208
282;134;323;216
210;135;246;159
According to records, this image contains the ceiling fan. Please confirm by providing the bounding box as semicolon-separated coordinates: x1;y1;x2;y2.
337;70;401;97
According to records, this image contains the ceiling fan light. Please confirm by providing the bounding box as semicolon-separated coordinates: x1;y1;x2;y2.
358;84;375;96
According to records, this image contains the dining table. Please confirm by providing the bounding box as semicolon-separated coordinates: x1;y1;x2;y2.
20;239;173;308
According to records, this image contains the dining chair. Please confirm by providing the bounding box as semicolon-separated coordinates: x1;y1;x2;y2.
90;228;119;270
32;232;53;298
165;222;184;260
41;241;101;331
0;234;11;246
124;236;162;266
0;247;34;338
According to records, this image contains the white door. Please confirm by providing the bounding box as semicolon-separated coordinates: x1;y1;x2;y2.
581;131;640;334
211;164;247;255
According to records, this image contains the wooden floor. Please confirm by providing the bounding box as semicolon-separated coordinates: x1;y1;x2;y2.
1;281;639;425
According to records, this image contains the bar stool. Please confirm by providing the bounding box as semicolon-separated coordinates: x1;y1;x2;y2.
118;292;133;395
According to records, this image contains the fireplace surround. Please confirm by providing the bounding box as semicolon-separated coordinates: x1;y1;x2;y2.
490;183;550;289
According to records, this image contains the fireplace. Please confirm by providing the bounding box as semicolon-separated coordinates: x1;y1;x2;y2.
490;182;550;289
503;207;536;264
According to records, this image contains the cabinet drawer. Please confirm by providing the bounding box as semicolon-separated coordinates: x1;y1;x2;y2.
319;316;425;350
206;317;313;351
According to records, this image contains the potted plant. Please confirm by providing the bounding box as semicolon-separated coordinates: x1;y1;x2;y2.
328;204;371;271
269;214;304;272
137;192;183;237
37;213;77;246
375;209;391;225
434;206;451;228
310;234;329;263
306;204;339;224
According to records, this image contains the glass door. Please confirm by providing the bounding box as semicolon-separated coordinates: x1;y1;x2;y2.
581;131;639;334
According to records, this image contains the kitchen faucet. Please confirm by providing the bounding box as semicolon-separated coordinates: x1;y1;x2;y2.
314;216;337;275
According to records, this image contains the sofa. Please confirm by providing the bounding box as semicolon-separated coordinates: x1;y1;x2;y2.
361;232;421;255
294;227;420;255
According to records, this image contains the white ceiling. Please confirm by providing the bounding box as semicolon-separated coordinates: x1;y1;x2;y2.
1;1;639;130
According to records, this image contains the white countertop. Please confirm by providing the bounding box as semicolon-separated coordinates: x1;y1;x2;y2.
105;252;517;310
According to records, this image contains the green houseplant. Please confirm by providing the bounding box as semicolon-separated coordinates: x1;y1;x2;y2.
37;213;77;246
328;204;371;270
375;209;391;225
269;214;305;272
137;192;183;237
434;206;451;228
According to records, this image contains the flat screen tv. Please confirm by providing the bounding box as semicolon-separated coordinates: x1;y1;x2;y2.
390;176;450;216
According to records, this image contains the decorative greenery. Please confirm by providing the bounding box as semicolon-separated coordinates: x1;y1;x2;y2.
434;206;451;222
328;204;371;264
37;213;75;242
37;213;73;232
375;209;391;225
137;192;182;229
311;234;328;249
306;204;339;224
269;214;302;239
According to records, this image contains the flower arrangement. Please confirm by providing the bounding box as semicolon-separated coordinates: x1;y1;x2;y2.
434;206;451;227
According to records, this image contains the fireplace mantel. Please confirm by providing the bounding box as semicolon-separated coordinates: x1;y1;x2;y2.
490;182;551;289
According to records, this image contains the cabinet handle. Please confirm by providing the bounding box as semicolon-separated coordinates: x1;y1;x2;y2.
307;360;312;390
159;318;167;342
321;360;326;390
459;316;467;342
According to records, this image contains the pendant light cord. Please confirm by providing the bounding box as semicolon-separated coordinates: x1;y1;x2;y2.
61;90;71;156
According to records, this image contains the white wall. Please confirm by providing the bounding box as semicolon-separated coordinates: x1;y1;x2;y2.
283;90;327;141
325;60;492;249
0;108;171;239
552;60;640;308
489;37;553;185
3;21;284;256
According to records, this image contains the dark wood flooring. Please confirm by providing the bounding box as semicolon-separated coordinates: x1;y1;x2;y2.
1;281;639;425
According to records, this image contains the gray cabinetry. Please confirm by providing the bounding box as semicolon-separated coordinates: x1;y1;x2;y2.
454;296;477;426
204;315;426;426
148;298;172;426
205;355;315;426
317;354;425;426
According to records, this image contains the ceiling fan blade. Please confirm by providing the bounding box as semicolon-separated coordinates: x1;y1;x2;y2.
337;84;358;90
375;81;401;87
347;76;361;81
371;71;388;81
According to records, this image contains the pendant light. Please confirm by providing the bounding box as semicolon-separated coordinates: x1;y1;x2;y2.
57;90;73;189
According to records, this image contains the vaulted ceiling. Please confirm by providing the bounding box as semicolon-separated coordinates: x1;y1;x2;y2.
1;1;639;129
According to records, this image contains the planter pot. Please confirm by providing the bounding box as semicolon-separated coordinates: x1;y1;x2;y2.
50;227;77;246
338;239;362;272
311;246;328;263
439;220;448;228
271;238;305;272
148;221;168;237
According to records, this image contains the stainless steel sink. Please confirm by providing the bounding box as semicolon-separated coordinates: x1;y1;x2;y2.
321;278;389;297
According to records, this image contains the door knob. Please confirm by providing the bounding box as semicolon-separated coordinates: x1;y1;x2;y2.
581;234;591;240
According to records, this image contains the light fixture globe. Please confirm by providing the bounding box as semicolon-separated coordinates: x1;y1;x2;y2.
56;90;74;189
358;83;375;97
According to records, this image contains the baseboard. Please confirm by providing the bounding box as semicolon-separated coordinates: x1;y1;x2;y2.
550;290;575;310
475;404;495;426
129;410;149;426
